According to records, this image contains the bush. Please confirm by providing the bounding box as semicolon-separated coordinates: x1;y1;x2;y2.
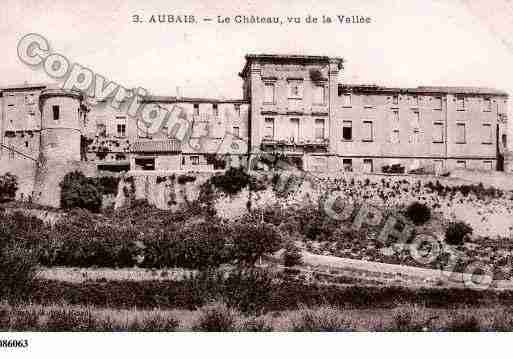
290;306;351;332
445;221;473;246
192;302;237;331
229;222;282;265
60;171;102;212
209;167;250;195
405;202;431;225
382;164;405;174
0;242;38;301
282;242;303;267
0;173;18;202
177;174;196;185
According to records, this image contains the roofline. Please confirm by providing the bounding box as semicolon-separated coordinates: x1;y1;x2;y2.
0;83;49;93
338;84;509;97
239;53;344;78
141;96;249;104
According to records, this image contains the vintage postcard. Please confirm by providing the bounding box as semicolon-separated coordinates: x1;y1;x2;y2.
0;0;512;357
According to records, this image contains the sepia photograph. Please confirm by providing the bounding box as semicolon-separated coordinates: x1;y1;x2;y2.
1;0;513;356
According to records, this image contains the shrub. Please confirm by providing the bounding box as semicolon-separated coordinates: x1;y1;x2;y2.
45;308;99;331
0;173;18;202
192;302;237;331
209;167;250;195
382;164;405;174
60;171;102;212
446;313;480;332
405;202;431;225
223;269;274;314
229;222;282;265
282;242;303;267
177;174;196;185
132;313;180;331
0;242;38;301
290;306;351;332
445;221;473;246
239;316;273;331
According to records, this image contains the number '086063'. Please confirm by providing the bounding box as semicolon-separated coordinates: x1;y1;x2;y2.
0;339;29;348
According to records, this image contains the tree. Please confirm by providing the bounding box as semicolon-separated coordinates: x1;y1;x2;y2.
0;173;18;202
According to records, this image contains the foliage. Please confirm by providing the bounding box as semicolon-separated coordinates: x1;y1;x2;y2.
445;221;473;246
0;240;38;301
405;201;431;225
0;173;18;202
177;174;196;185
282;242;303;267
290;306;350;331
229;222;282;265
191;302;237;331
59;171;102;212
208;167;251;195
382;164;405;174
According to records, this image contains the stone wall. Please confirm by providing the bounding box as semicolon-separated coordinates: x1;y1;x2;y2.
114;171;214;210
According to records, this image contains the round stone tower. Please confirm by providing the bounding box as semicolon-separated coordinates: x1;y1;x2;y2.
33;88;94;207
39;88;84;162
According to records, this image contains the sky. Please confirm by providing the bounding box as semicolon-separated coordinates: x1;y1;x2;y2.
1;0;513;106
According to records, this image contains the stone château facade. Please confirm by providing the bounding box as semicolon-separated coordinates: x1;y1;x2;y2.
0;54;510;186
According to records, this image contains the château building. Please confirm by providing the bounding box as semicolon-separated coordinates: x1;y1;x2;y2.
0;54;509;177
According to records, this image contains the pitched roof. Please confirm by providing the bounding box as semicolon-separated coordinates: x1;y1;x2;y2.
338;84;508;96
131;139;181;153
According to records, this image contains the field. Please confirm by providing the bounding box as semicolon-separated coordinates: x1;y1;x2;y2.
1;169;513;331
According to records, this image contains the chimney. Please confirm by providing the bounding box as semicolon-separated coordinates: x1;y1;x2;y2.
176;86;182;100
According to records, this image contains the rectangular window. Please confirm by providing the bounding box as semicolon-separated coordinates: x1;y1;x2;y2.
52;105;60;121
391;129;400;144
412;129;420;144
97;124;106;137
117;124;126;137
264;118;275;140
264;83;275;104
290;118;300;142
363;159;373;173
191;155;200;165
313;84;325;105
362;121;373;142
392;94;399;105
483;160;493;170
25;94;35;105
456;96;465;111
193;103;199;116
288;80;303;99
456;123;466;143
213;103;218;117
342;120;352;141
315;118;325;140
234;104;241;116
434;96;442;110
483;98;492;112
434;160;444;174
433;122;444;143
482;123;492;144
233;126;240;138
392;110;399;122
412;95;419;107
456;160;466;169
412;111;420;128
343;93;351;107
343;159;353;172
